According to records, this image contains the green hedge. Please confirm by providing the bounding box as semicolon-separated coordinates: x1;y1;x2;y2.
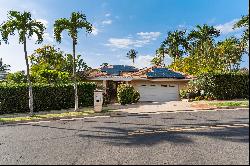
0;82;96;114
186;72;249;100
117;84;140;105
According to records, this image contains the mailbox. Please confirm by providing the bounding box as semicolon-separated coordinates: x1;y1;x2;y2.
94;90;103;112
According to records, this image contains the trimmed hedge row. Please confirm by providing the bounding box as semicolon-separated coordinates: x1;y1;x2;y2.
186;72;249;100
0;82;96;114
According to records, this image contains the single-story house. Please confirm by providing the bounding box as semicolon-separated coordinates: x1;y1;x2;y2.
0;71;8;81
88;65;194;102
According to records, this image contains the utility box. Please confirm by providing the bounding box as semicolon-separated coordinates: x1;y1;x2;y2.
94;90;103;112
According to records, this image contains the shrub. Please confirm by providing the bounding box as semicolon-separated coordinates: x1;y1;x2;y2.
6;71;27;83
186;72;249;100
117;84;140;105
0;82;96;114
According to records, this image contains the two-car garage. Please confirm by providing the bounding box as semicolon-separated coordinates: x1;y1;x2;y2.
133;81;180;102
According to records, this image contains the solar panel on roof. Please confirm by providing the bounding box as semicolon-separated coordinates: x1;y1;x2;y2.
101;65;138;76
147;68;185;79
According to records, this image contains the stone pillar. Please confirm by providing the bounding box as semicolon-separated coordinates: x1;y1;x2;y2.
103;80;107;94
94;90;103;112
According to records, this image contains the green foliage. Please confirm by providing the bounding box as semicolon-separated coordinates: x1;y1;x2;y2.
162;30;189;61
180;89;188;99
117;84;140;105
0;11;45;44
186;72;249;100
0;82;96;114
154;46;167;66
54;12;93;44
166;24;245;75
33;69;70;84
234;14;249;47
6;71;27;83
151;56;162;66
29;45;91;83
216;37;245;71
209;101;249;107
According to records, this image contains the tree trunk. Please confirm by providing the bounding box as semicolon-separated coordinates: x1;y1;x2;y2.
73;39;79;111
24;37;34;115
163;52;165;67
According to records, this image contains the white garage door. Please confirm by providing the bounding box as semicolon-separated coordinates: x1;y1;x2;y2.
136;83;179;102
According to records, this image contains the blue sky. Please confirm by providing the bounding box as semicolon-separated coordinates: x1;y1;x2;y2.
0;0;249;71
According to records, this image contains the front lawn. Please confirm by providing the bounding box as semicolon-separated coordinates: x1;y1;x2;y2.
0;108;95;123
208;101;249;107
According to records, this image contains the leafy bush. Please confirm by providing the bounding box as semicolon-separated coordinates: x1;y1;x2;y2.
0;82;96;114
6;71;27;83
117;84;140;105
186;72;249;100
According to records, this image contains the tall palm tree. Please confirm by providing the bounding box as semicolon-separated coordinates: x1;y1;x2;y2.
151;56;162;66
54;12;93;111
0;11;45;114
162;30;189;63
155;45;166;67
188;24;220;52
187;24;220;64
126;49;138;65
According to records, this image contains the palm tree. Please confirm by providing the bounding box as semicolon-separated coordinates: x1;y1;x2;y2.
126;49;138;65
155;45;166;67
54;12;93;111
188;24;220;52
0;11;45;115
162;30;189;63
151;56;162;66
187;24;220;65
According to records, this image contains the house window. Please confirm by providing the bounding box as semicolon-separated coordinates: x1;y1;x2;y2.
141;85;147;86
150;85;156;86
169;85;175;87
161;85;168;87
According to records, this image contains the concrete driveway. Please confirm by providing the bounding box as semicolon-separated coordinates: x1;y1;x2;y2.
105;100;217;113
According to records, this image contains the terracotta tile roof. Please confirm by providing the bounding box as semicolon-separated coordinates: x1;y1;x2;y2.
88;65;194;80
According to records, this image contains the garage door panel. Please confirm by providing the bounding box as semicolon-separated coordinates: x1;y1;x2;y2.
137;83;179;102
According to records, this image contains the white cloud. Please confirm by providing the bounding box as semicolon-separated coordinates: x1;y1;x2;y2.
106;32;161;49
92;27;99;36
215;19;243;34
102;19;112;25
120;54;172;69
105;13;111;17
106;38;134;48
105;38;151;49
137;32;161;40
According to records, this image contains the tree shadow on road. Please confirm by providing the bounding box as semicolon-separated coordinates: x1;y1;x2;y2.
78;126;249;147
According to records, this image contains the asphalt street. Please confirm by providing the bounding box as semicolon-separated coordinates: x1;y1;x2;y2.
0;109;249;165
